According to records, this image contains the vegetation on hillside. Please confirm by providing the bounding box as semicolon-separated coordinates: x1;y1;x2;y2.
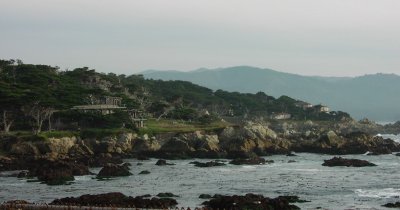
0;59;350;135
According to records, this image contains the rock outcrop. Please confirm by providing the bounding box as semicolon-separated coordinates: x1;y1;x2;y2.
155;159;174;166
322;157;377;167
50;192;178;208
189;161;226;167
383;202;400;208
29;159;91;185
229;157;270;165
202;193;300;210
97;163;132;178
294;131;400;154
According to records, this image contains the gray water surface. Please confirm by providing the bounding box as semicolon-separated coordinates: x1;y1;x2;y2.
1;153;400;209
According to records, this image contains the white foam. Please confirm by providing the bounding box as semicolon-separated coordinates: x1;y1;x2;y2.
355;188;400;198
74;175;92;181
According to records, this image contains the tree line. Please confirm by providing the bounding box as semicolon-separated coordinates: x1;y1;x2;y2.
0;59;350;134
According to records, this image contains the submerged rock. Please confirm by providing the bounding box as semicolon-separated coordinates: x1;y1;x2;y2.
229;157;270;165
139;170;150;175
383;202;400;208
156;192;179;198
199;194;213;199
322;157;376;167
278;196;310;203
155;159;174;166
50;192;177;208
97;163;132;178
189;161;225;167
202;193;300;210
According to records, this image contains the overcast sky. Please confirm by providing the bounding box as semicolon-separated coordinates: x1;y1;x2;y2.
1;0;399;76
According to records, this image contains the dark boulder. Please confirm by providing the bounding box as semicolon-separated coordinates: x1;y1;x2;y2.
277;196;310;203
4;200;32;205
86;153;123;167
202;193;300;210
139;170;150;175
383;202;400;208
50;192;178;208
199;194;213;199
229;157;271;165
189;161;225;167
322;157;376;167
156;192;179;198
155;159;174;166
97;163;132;179
17;170;30;178
29;159;90;185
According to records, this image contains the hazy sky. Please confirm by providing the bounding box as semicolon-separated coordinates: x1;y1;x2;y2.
1;0;399;76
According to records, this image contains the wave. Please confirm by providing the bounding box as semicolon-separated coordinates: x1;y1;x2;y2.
74;175;93;181
355;188;400;198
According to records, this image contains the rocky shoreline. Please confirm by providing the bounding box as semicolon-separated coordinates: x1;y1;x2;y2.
2;192;307;210
1;121;399;178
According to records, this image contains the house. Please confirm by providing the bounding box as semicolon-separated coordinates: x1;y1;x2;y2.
128;109;147;128
295;101;313;110
72;96;126;115
314;104;330;113
270;112;291;120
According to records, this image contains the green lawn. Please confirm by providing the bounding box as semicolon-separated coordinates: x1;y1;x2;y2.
139;118;232;135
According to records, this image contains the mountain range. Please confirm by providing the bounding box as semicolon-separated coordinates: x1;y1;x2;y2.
142;66;400;121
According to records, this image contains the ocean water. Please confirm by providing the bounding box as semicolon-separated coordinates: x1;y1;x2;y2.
1;153;400;209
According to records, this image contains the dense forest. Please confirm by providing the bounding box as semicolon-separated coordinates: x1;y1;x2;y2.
0;59;350;134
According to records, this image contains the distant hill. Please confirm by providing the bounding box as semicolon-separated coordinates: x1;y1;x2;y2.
142;66;400;121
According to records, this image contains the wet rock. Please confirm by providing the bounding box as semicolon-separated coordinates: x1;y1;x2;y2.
383;202;400;208
286;153;297;157
87;153;123;167
160;138;194;153
156;192;179;198
226;151;258;159
132;138;161;153
155;159;174;166
278;196;310;203
139;170;150;175
31;159;90;185
202;193;300;210
288;160;296;163
189;161;225;167
97;163;132;178
322;157;377;167
199;194;212;199
17;170;30;178
229;157;269;165
4;200;32;205
50;192;178;208
0;156;16;171
138;194;151;198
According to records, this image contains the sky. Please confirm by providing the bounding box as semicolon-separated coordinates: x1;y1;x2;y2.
0;0;400;77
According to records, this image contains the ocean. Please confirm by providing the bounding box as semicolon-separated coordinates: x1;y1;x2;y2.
1;152;400;209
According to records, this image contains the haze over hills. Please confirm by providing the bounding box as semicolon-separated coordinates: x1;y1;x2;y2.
142;66;400;121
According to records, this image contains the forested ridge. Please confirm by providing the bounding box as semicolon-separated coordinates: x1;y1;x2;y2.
0;59;349;134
